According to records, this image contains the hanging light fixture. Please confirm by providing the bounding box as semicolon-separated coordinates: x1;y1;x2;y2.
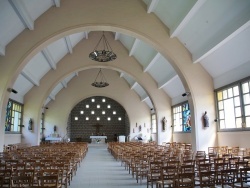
89;31;117;62
91;69;109;88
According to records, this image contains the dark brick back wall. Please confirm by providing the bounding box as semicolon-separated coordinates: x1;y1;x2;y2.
68;96;129;142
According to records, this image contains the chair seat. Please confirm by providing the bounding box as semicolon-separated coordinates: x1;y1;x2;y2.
156;179;174;184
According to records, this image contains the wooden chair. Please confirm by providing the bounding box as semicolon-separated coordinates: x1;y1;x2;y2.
24;159;36;170
235;161;249;175
5;159;19;170
176;172;195;188
0;176;4;187
214;162;229;184
195;163;212;186
215;169;237;188
27;186;57;188
182;159;195;166
234;167;250;187
147;161;162;188
135;158;148;184
11;175;33;187
53;163;68;188
0;169;12;187
180;164;195;174
39;175;60;188
56;159;71;186
156;165;178;188
199;171;216;188
228;157;240;169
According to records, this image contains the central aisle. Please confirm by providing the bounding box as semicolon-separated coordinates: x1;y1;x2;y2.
69;143;146;188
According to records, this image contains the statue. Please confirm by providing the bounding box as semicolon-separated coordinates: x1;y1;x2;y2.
162;117;166;131
28;118;33;131
54;125;57;133
203;111;209;127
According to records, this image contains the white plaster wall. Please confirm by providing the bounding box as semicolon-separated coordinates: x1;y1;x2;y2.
4;134;21;145
44;69;152;141
218;131;250;148
173;133;192;144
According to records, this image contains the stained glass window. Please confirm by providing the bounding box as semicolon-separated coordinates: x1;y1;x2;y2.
172;101;191;132
5;99;23;132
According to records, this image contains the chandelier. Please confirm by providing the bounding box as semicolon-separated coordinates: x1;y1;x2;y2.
91;69;109;88
89;31;117;62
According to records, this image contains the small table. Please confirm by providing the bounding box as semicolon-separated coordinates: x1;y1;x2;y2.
90;136;107;144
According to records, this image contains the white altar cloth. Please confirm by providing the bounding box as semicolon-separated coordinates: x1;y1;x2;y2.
45;137;62;142
90;136;107;143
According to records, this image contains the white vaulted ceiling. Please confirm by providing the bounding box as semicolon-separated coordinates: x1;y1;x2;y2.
1;0;250;109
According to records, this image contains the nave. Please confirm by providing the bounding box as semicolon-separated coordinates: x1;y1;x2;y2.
69;143;145;188
1;141;250;187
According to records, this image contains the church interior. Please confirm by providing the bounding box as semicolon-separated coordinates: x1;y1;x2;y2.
0;0;250;187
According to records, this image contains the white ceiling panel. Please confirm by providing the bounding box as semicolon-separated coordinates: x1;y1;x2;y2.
51;83;64;96
118;34;135;52
163;76;185;99
133;84;148;101
153;0;196;29
178;0;250;62
133;40;158;69
44;98;51;106
144;97;153;110
12;74;34;97
64;73;76;83
0;1;25;47
22;0;53;21
201;25;250;78
122;74;135;87
147;55;176;87
69;32;85;47
46;38;68;63
24;52;51;79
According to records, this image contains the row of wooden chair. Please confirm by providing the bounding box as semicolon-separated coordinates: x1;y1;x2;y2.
0;142;88;188
109;142;250;187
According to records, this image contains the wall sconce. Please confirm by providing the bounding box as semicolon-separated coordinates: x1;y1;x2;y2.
182;92;190;97
7;88;18;94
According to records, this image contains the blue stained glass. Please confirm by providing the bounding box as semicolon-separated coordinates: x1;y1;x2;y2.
183;103;191;132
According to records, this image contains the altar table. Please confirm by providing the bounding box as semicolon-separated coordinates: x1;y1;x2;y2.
45;137;62;143
90;136;107;143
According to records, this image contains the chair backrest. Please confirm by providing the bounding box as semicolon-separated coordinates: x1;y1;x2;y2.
214;162;229;171
176;172;195;188
0;176;4;187
236;161;248;171
11;175;33;187
220;169;237;187
239;167;250;187
228;157;240;169
40;175;58;187
42;168;60;175
199;171;216;188
180;164;195;173
149;161;162;172
0;169;11;187
159;166;176;186
198;163;212;174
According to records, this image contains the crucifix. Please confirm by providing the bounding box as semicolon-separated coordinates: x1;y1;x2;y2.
92;124;103;135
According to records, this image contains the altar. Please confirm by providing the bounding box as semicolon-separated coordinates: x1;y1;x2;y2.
45;137;62;143
90;136;107;144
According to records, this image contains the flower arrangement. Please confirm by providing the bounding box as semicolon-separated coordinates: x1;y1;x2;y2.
96;138;101;143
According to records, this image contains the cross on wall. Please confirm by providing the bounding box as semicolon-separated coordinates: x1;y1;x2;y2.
92;124;103;135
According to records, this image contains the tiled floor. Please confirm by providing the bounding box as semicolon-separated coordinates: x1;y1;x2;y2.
69;143;146;188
